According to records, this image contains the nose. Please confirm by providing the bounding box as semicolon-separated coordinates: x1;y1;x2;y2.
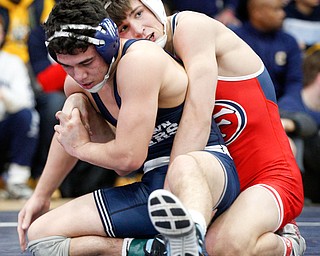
73;66;88;82
130;22;144;39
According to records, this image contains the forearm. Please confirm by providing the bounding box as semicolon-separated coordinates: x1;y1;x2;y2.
171;101;212;160
75;139;142;176
33;133;78;198
170;59;216;160
281;111;318;137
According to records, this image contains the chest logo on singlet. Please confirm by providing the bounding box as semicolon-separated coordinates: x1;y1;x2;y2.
149;120;178;147
213;100;247;145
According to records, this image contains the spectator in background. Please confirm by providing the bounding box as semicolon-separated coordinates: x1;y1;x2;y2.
279;44;320;203
283;0;320;50
0;13;39;199
164;0;241;28
0;0;66;178
26;0;67;182
233;0;303;100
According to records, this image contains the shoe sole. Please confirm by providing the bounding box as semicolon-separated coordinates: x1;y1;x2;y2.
148;189;200;256
148;189;194;237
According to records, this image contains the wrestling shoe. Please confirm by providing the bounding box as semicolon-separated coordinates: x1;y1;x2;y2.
148;189;207;256
278;220;306;256
6;183;33;199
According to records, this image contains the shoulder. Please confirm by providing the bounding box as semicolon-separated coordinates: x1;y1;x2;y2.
120;40;171;66
174;11;221;33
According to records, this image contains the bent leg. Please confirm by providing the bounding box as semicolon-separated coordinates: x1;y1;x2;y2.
151;151;239;256
207;185;284;256
166;151;238;225
27;193;123;255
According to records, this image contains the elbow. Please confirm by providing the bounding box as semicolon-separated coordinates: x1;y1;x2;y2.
115;152;146;176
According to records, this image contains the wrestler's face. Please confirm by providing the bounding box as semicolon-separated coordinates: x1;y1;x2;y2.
57;45;108;91
259;0;285;31
117;0;164;42
297;0;320;8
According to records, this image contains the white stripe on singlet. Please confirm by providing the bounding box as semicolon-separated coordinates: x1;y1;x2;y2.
249;184;284;232
143;156;170;174
143;145;231;174
94;190;115;237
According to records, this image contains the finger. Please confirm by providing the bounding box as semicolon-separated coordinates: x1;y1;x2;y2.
56;111;69;124
54;124;61;134
17;211;28;251
71;108;81;120
71;108;87;128
55;110;62;120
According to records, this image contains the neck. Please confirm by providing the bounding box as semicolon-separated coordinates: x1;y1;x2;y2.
164;16;176;55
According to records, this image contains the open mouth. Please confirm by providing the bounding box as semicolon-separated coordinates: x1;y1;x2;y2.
147;32;155;41
80;83;93;89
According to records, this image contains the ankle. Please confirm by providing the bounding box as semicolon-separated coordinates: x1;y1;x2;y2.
280;236;293;256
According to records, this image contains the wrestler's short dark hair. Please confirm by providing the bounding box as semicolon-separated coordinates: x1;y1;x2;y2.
44;0;110;56
105;0;132;26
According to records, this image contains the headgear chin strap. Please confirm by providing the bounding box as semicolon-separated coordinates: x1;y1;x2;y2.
84;56;115;93
46;18;120;92
140;0;167;48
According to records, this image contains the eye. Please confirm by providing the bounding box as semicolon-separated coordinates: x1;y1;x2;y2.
119;24;128;33
82;61;93;67
61;64;71;69
135;10;142;18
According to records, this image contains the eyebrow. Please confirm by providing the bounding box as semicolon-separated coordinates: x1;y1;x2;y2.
129;4;143;17
58;56;94;67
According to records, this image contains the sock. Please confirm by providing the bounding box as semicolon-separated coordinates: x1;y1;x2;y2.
279;236;293;256
188;209;207;235
122;238;133;256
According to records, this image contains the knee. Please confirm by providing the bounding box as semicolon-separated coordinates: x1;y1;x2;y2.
27;218;44;242
168;154;196;179
206;229;257;256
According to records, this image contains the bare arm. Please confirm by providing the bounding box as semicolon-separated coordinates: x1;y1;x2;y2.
55;45;163;176
170;12;218;160
18;79;98;251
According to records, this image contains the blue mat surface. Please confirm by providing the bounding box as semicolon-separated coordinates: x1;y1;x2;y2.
0;206;319;255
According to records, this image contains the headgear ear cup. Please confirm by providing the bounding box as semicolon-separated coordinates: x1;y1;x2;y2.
140;0;167;26
140;0;167;47
94;18;120;64
45;18;120;65
48;46;58;62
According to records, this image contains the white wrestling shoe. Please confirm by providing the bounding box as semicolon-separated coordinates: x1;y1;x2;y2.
148;189;207;256
278;220;306;256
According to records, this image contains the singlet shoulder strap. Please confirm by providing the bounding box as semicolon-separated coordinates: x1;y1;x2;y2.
91;39;147;126
91;93;117;126
171;13;180;36
113;38;146;107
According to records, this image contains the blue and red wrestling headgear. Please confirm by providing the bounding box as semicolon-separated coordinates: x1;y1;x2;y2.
46;17;119;65
46;17;120;93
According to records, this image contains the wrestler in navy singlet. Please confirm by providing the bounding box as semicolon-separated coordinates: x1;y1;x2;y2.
91;39;239;238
